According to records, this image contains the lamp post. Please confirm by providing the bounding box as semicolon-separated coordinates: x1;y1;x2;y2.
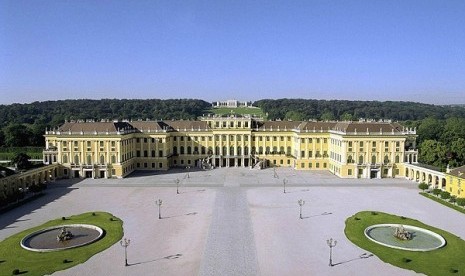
298;199;305;219
175;178;180;194
156;199;163;219
186;166;190;178
326;238;337;266
120;238;130;266
283;178;287;193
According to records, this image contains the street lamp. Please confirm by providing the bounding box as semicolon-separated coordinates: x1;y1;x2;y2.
120;238;130;266
326;238;337;266
283;178;288;193
175;178;180;194
298;199;305;219
156;199;163;219
186;166;190;178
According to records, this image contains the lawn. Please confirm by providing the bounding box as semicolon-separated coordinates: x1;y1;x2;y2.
345;211;465;275
204;107;267;118
0;212;123;276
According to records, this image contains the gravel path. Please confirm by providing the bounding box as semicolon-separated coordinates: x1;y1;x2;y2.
199;187;260;276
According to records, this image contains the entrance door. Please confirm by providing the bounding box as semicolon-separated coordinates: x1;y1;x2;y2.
100;171;105;178
237;159;242;167
370;170;379;179
244;159;249;167
74;170;80;178
85;171;93;178
230;158;235;167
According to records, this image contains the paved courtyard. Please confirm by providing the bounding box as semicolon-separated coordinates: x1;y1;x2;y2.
2;168;464;276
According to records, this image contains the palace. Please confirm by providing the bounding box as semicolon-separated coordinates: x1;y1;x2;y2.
42;116;418;179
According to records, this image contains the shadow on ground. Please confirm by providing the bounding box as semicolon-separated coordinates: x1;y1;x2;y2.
0;178;83;230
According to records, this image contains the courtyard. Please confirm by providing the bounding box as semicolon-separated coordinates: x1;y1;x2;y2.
1;168;463;276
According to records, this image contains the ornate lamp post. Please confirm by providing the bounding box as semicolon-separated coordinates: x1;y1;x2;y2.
175;178;180;194
156;199;163;219
120;238;130;266
283;178;288;193
326;238;337;266
298;199;305;219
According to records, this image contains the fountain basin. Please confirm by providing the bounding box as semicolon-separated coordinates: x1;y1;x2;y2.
364;224;446;252
21;224;104;252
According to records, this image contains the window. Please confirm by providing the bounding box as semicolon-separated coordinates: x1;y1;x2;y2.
144;150;148;157
308;151;313;158
144;138;147;143
301;163;305;168
63;154;68;163
152;150;156;157
111;155;116;163
100;155;105;164
136;150;141;157
317;138;320;143
348;169;352;176
323;138;327;143
301;151;305;158
316;163;320;168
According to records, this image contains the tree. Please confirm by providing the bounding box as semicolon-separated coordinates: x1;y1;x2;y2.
12;153;32;170
451;138;465;167
3;124;33;147
340;112;354;121
320;111;334;121
285;111;305;121
432;188;442;197
418;182;429;192
417;117;443;142
456;198;465;207
419;140;448;168
440;191;450;200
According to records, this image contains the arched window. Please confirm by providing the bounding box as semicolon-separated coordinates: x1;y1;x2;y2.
86;155;92;164
287;146;291;155
347;155;353;164
222;146;227;155
100;155;105;164
237;147;242;155
384;155;389;164
187;146;192;154
395;155;400;163
201;146;205;154
215;146;220;155
173;146;178;155
371;155;376;164
259;146;263;154
208;147;213;154
180;146;185;154
280;146;284;154
111;155;116;164
63;154;68;164
265;146;270;154
244;146;249;155
229;146;234;155
358;155;363;164
74;154;80;164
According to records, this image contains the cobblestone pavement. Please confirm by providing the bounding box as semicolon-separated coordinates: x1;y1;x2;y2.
2;168;462;275
199;187;259;276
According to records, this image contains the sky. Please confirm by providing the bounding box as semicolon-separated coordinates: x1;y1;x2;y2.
1;0;464;105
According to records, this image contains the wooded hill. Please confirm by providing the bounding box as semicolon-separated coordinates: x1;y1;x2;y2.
0;98;464;169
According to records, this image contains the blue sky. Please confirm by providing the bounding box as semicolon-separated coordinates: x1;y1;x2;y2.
1;0;464;105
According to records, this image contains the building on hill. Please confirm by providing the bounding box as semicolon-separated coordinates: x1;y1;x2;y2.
43;117;418;179
212;100;252;108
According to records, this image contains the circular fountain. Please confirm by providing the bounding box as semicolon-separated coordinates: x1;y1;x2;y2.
21;224;104;252
364;224;446;252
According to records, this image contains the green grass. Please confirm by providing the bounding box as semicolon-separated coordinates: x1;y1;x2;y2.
420;192;465;215
345;211;465;276
0;147;43;161
204;107;267;118
0;212;123;276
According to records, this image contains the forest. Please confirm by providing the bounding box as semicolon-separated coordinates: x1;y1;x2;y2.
0;98;463;169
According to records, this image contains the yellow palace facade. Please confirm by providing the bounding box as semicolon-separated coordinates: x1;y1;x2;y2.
43;116;417;179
